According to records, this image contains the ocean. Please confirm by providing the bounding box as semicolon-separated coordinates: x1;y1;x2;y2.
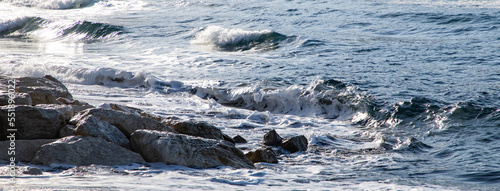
1;0;499;190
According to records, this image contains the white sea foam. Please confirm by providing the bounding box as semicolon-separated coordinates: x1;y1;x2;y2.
194;79;370;120
192;26;273;46
4;0;97;9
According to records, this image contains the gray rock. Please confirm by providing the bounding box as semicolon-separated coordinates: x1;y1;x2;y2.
35;104;74;121
0;105;66;141
0;93;32;106
163;119;225;140
32;136;145;166
15;75;73;105
233;135;247;143
130;130;254;169
282;135;308;153
245;148;278;164
23;167;43;175
0;139;57;162
75;115;129;147
263;129;282;146
70;108;175;137
59;124;76;137
0;76;32;106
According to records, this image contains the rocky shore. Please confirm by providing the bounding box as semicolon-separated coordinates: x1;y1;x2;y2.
1;75;308;173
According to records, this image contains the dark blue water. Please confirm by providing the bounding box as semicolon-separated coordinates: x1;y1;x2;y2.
1;0;500;189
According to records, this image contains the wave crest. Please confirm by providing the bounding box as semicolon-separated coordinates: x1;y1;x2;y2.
4;0;97;9
0;17;124;43
194;79;373;120
191;26;291;51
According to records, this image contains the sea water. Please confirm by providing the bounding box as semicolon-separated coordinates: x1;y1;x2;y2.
0;0;499;190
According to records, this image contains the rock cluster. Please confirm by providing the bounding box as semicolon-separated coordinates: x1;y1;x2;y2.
0;75;253;170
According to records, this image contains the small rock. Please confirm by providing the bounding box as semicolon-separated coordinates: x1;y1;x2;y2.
245;148;278;164
233;135;247;143
282;135;308;153
32;136;145;166
263;129;282;146
74;115;129;147
23;167;43;175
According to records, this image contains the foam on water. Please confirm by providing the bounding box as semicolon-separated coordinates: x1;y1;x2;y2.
4;0;97;9
191;26;290;51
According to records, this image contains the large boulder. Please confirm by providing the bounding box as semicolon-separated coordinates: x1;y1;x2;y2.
245;148;278;164
281;135;308;153
74;115;129;147
262;129;282;146
0;139;56;162
0;76;32;106
70;108;176;137
0;105;66;141
163;119;227;141
32;136;145;166
130;130;254;169
15;75;73;105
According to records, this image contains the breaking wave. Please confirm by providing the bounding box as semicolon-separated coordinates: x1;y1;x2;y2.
0;17;124;43
3;0;98;9
194;79;374;120
191;26;293;51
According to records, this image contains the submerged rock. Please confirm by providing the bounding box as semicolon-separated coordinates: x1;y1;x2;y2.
32;136;145;166
0;105;65;141
130;130;254;169
0;139;57;162
245;148;278;164
70;108;176;137
282;135;308;153
263;129;282;146
74;115;129;147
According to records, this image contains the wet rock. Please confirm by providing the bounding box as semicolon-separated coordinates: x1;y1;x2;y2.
130;130;254;169
59;124;76;137
263;129;282;146
70;108;175;137
32;136;145;166
0;139;57;162
245;148;278;164
23;167;43;175
163;119;227;141
282;135;308;153
74;115;129;147
0;105;65;141
233;135;247;143
15;75;73;105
